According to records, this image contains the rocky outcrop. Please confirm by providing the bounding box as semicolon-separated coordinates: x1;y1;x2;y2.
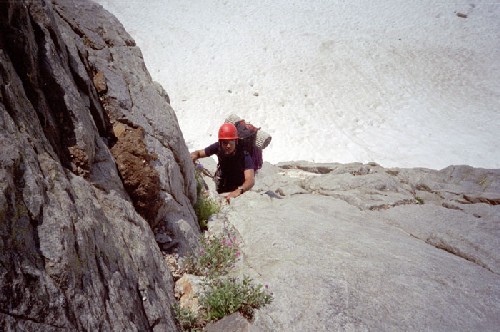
0;0;200;330
201;161;500;331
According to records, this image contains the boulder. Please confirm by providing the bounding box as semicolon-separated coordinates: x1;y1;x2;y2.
204;312;262;332
174;274;205;316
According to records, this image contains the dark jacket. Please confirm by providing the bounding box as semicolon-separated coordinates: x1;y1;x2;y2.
205;142;253;193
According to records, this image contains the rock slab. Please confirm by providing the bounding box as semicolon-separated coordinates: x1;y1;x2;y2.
214;162;500;331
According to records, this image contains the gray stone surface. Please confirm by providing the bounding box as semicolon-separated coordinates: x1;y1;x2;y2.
209;162;500;331
53;0;199;253
205;312;261;332
0;0;200;330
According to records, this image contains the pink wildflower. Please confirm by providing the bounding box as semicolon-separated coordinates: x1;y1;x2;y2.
223;237;233;247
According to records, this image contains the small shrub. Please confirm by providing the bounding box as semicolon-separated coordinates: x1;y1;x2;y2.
182;233;239;278
172;303;200;331
194;167;220;230
194;194;220;231
415;196;424;204
200;276;274;322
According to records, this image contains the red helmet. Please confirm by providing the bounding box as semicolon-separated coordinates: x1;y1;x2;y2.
218;123;238;140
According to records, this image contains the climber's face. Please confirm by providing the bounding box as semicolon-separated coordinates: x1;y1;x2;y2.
219;139;236;155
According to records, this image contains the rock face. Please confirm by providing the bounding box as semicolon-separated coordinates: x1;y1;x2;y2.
0;0;199;330
208;161;500;331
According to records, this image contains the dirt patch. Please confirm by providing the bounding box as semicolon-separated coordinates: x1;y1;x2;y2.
68;146;90;178
110;120;161;227
92;71;107;95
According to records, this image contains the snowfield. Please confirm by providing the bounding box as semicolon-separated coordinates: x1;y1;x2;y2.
95;0;500;169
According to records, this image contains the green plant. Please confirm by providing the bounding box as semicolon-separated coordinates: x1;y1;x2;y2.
172;304;200;331
183;233;239;278
194;193;220;231
194;167;220;230
200;276;274;322
415;196;424;204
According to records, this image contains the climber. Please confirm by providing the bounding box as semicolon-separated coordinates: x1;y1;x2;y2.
191;123;255;202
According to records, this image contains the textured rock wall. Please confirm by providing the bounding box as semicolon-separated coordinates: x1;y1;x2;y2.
0;0;200;330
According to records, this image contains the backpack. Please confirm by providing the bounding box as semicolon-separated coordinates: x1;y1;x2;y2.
224;114;272;171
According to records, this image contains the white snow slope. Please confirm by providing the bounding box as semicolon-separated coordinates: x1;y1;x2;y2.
95;0;500;169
